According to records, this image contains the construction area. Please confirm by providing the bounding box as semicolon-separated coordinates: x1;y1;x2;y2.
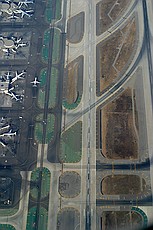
96;17;137;94
99;88;139;159
96;0;131;35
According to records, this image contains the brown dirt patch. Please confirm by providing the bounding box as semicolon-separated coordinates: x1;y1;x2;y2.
63;56;83;105
96;0;131;35
102;175;146;195
66;62;78;104
101;88;138;159
97;18;136;94
101;211;143;230
59;171;81;198
115;19;136;72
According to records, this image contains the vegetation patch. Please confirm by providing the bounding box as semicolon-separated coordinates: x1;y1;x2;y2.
34;122;43;143
0;224;16;230
45;114;55;143
30;167;51;200
37;89;46;109
41;29;51;63
48;67;59;109
45;0;62;23
59;121;82;163
26;206;48;230
40;68;47;87
52;29;61;65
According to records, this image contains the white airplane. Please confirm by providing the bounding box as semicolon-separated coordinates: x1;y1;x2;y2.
8;14;20;20
18;0;34;8
0;117;5;123
9;85;15;91
0;140;6;148
11;71;25;84
0;131;16;137
2;8;13;15
14;9;34;18
10;92;20;101
0;125;10;134
5;91;20;101
15;70;26;77
2;48;9;53
10;36;22;44
11;48;17;53
16;42;28;49
16;94;24;98
31;77;40;87
4;71;12;80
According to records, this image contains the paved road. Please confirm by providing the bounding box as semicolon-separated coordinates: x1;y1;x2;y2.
96;159;150;171
96;195;152;206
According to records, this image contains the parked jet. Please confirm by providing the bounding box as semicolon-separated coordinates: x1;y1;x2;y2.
10;92;20;101
5;91;20;101
4;71;12;80
0;125;10;134
16;42;28;49
0;140;6;148
18;0;34;8
14;9;34;18
31;77;40;87
11;71;25;84
8;86;15;92
8;14;20;20
0;117;5;123
0;131;16;137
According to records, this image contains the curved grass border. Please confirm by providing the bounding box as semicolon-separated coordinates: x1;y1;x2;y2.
0;224;16;230
0;208;18;217
131;207;148;228
63;95;82;110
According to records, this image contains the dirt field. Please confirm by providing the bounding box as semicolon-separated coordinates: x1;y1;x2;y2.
59;171;81;198
63;56;83;105
66;62;78;104
96;18;136;94
57;208;80;230
102;175;146;195
101;211;143;230
101;88;138;159
96;0;131;35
